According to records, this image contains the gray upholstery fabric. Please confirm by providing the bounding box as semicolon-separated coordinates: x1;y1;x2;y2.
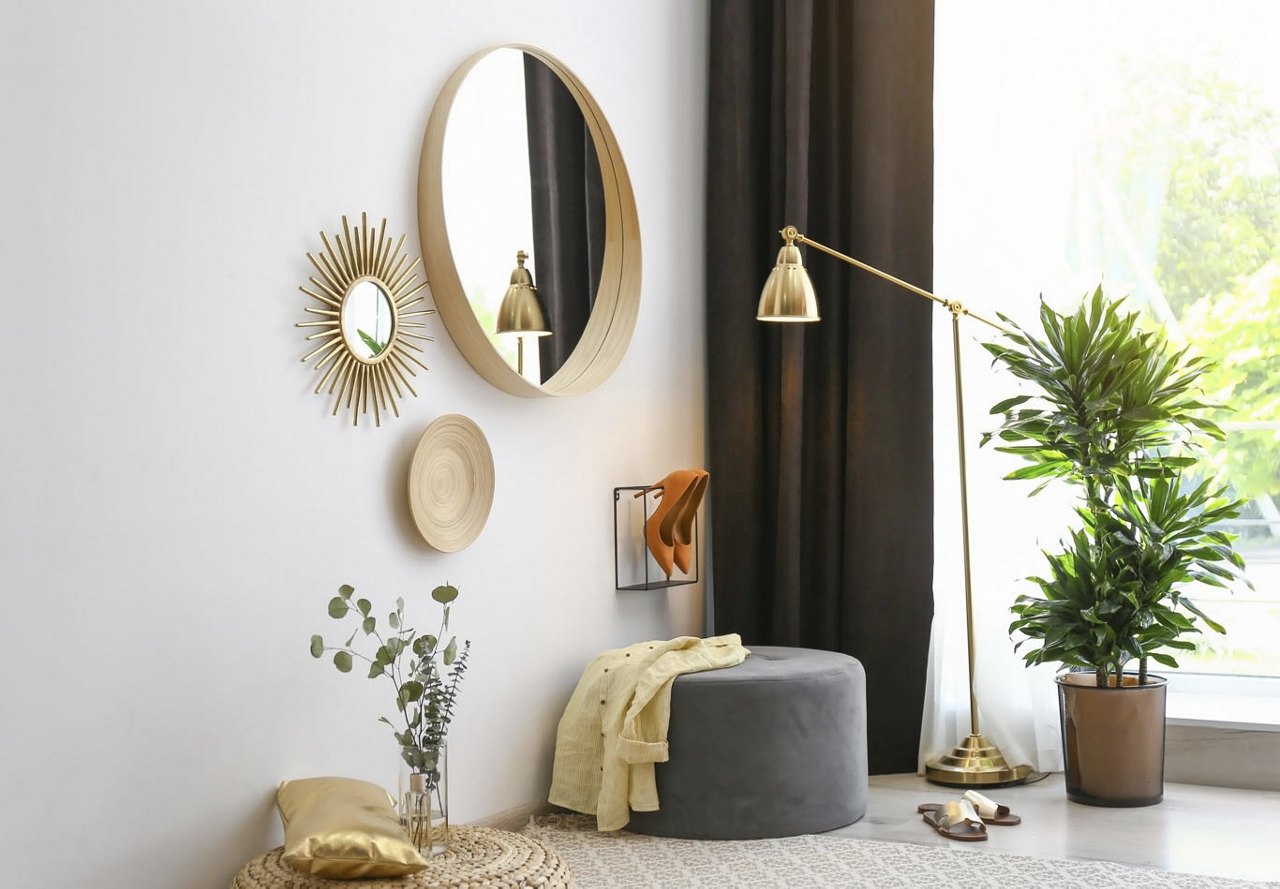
627;646;867;839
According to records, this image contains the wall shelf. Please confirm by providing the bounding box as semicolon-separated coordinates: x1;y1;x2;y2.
614;485;699;591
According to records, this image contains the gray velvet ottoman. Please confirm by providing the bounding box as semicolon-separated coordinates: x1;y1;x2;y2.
627;646;867;839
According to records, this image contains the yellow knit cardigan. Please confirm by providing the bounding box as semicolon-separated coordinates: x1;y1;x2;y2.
548;634;750;830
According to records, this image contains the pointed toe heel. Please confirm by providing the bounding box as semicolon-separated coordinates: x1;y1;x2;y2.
635;469;702;578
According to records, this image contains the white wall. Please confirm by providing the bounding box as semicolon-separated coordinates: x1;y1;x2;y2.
0;2;708;885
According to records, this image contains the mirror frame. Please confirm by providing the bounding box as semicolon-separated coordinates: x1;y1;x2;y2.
419;44;641;397
297;214;435;426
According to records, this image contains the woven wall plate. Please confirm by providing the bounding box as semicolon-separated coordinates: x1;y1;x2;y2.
408;414;495;552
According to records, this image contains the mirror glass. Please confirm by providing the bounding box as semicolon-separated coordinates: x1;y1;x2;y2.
341;279;395;363
441;48;606;385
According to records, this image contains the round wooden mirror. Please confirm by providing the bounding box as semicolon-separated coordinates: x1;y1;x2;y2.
419;45;641;397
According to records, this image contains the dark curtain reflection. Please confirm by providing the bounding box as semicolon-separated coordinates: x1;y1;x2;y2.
524;54;605;383
706;0;935;774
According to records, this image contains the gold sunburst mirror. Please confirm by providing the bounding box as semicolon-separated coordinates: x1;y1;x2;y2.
297;214;435;426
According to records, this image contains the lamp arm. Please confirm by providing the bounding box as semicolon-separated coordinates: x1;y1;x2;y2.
782;226;1009;335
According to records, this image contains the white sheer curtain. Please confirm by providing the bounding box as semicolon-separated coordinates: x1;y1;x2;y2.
922;0;1280;773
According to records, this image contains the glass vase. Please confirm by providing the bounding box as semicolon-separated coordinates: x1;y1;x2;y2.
399;742;449;856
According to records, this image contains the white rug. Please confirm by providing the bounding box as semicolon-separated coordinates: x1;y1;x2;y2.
524;814;1278;889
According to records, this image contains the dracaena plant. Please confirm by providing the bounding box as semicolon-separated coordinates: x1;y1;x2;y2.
984;287;1249;687
311;583;471;771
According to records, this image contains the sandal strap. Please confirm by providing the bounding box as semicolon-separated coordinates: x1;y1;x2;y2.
937;799;983;830
963;790;1010;820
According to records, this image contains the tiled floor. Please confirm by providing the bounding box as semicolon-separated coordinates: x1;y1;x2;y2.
825;773;1280;883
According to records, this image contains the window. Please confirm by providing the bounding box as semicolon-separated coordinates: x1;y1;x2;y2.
936;1;1279;679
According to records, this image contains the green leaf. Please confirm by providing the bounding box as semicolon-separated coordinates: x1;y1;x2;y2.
443;637;458;665
389;612;400;630
357;328;386;356
338;584;354;599
357;598;372;618
1005;463;1065;481
362;616;376;635
432;584;459;604
328;597;349;619
333;651;353;673
309;635;324;658
990;395;1033;414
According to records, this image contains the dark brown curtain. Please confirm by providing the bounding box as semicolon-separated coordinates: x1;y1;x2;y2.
706;0;935;774
524;54;605;383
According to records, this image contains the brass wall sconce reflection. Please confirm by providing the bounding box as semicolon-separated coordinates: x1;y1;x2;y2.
758;225;1032;787
496;250;551;376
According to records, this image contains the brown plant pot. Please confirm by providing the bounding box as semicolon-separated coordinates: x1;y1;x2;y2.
1056;671;1167;807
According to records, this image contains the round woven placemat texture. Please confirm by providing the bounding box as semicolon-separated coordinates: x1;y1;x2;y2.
231;826;571;888
407;414;495;553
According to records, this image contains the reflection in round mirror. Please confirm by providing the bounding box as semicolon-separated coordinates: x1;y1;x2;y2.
442;48;604;385
341;279;396;363
420;44;641;398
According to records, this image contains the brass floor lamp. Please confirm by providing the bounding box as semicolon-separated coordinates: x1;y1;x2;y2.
757;225;1033;787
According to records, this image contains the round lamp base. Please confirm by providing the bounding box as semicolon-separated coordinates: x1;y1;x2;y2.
925;733;1035;787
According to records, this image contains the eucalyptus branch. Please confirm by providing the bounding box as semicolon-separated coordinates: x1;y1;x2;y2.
310;582;472;765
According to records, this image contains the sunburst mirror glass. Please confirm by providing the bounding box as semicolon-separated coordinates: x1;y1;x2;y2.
296;214;435;426
341;279;396;359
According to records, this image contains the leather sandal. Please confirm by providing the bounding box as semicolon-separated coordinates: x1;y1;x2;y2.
963;790;1021;825
920;799;987;841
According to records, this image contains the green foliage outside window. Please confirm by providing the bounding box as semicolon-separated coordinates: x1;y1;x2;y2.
1180;265;1280;507
1153;75;1280;318
1103;63;1280;674
1114;69;1280;539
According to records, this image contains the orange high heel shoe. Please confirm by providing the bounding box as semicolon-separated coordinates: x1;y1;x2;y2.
669;471;708;575
635;469;702;578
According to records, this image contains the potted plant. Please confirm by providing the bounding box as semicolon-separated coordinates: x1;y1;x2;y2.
983;288;1249;806
310;582;471;853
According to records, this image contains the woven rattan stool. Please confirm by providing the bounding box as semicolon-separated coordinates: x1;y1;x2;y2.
231;826;571;888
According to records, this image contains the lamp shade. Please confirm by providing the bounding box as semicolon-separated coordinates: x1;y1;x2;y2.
496;250;551;337
756;242;819;322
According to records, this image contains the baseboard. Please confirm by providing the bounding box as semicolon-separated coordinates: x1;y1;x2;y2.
468;800;555;832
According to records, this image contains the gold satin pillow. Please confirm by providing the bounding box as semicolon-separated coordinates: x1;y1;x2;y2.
277;776;427;879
